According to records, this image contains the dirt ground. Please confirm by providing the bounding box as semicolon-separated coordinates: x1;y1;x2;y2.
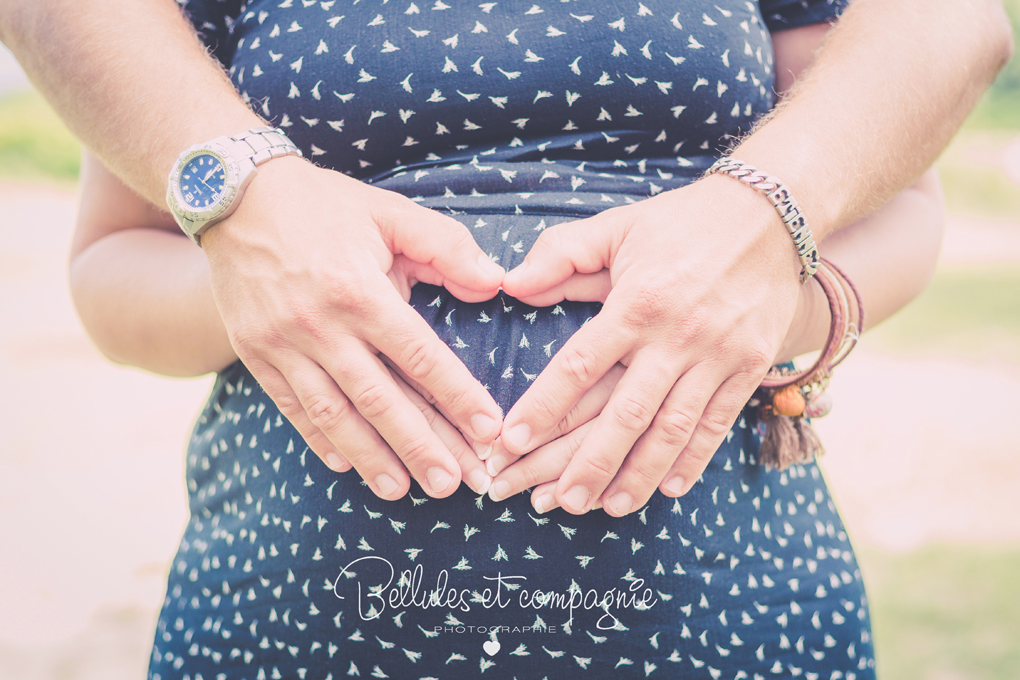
1;183;1018;679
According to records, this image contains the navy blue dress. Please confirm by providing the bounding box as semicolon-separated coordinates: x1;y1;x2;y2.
151;2;875;679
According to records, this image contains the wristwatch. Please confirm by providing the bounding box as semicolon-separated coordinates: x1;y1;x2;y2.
166;126;303;245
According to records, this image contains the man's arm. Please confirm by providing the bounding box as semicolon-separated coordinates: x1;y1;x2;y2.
739;0;1013;235
1;0;509;501
0;0;257;203
497;0;1013;516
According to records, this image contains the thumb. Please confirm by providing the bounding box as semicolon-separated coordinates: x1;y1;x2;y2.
385;204;505;293
501;213;617;299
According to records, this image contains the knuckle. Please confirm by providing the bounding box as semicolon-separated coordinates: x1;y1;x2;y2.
528;393;562;426
445;224;476;253
231;324;265;359
398;338;441;383
397;436;433;468
415;400;440;429
305;394;351;433
273;391;304;419
331;276;371;316
620;281;671;328
744;344;775;375
557;405;586;437
581;450;619;480
559;346;600;387
518;460;553;489
682;442;716;468
657;409;698;447
351;382;395;422
700;409;736;440
609;395;655;435
718;334;774;376
619;456;664;490
533;227;560;252
278;301;331;346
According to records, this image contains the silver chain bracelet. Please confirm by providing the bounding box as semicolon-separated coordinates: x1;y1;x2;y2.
706;157;820;283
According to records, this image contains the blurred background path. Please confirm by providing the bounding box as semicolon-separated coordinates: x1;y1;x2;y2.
2;24;1019;680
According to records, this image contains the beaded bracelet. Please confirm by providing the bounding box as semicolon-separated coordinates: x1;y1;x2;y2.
748;258;864;470
706;157;820;284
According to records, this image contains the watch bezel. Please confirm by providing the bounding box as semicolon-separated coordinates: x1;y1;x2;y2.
167;139;246;236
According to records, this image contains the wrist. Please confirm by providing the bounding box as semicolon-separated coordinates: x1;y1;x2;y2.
726;134;843;242
201;154;311;249
703;158;820;283
693;173;804;284
774;273;828;363
170;130;306;252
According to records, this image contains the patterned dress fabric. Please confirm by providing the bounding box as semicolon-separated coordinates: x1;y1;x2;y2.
150;1;874;679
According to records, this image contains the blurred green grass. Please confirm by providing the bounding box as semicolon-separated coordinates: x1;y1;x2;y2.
870;265;1020;363
860;544;1020;680
0;89;80;182
937;131;1020;221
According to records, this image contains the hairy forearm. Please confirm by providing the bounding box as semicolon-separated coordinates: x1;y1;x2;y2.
70;229;236;377
0;0;262;205
737;0;1012;238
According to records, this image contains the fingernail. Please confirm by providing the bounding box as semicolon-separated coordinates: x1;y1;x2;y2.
488;479;511;503
607;492;633;516
374;473;399;497
533;494;552;514
485;454;505;477
426;466;453;495
468;469;491;495
325;452;345;471
472;441;493;460
471;413;497;440
477;252;505;278
504;423;531;450
510;260;528;275
664;476;686;496
562;485;591;513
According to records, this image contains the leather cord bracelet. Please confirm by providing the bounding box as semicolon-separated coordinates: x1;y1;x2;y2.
706;157;820;284
749;257;864;470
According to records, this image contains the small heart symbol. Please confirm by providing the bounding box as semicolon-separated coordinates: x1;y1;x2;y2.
482;640;500;656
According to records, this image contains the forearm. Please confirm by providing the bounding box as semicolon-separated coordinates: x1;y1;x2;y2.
0;0;262;205
775;168;945;363
70;228;236;377
736;0;1012;238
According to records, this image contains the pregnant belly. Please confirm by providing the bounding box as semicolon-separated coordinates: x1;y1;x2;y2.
371;159;701;413
408;209;603;415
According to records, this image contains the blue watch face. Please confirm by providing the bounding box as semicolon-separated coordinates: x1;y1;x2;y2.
179;153;227;210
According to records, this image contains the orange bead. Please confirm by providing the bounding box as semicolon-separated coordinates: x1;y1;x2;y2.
772;385;806;417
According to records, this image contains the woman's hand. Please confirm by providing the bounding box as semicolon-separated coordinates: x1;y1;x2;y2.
192;157;509;501
498;175;805;517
